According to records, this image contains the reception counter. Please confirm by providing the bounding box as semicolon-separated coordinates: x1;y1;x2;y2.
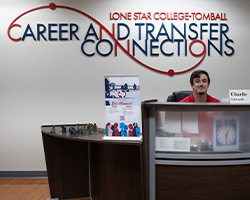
41;124;144;200
42;102;250;200
142;101;250;200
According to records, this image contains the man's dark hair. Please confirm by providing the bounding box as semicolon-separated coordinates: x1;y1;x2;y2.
190;70;210;85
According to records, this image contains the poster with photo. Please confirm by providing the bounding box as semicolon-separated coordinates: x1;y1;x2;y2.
104;75;141;139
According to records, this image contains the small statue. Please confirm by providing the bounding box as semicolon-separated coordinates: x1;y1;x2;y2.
69;126;76;135
93;123;98;133
51;126;56;133
61;125;66;133
78;127;84;135
83;124;88;134
76;124;80;135
88;123;93;134
98;127;105;133
76;124;84;135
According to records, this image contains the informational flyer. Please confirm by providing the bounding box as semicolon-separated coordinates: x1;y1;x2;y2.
104;75;141;139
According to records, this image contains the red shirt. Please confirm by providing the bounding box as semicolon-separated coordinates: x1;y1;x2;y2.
179;93;220;143
180;93;220;102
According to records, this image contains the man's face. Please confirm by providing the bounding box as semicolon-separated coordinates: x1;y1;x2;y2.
191;74;210;95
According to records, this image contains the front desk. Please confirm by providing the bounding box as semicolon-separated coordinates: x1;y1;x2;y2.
142;101;250;200
41;125;144;200
42;102;250;200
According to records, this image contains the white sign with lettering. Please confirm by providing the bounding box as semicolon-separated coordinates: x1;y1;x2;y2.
155;137;190;152
229;90;250;104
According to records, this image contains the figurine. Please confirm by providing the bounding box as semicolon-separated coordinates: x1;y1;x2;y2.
89;123;93;134
79;127;84;135
76;124;80;135
61;125;66;133
76;124;84;135
93;123;98;132
69;126;76;135
51;126;56;133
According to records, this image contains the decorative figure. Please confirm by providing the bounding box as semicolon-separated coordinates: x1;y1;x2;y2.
93;123;98;132
61;125;66;133
69;126;76;135
51;126;56;133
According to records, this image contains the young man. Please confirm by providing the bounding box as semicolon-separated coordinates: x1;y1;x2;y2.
180;70;220;103
179;70;220;145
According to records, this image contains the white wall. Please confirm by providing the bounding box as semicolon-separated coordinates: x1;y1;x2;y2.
0;0;249;170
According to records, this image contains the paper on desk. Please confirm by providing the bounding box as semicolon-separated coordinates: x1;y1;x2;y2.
165;112;181;133
182;112;199;134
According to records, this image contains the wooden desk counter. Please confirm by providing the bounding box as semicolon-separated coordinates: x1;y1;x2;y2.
42;124;144;200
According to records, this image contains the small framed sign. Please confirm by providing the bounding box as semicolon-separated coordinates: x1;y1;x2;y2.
229;90;250;104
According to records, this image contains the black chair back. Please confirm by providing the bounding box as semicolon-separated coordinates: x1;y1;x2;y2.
167;90;193;102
